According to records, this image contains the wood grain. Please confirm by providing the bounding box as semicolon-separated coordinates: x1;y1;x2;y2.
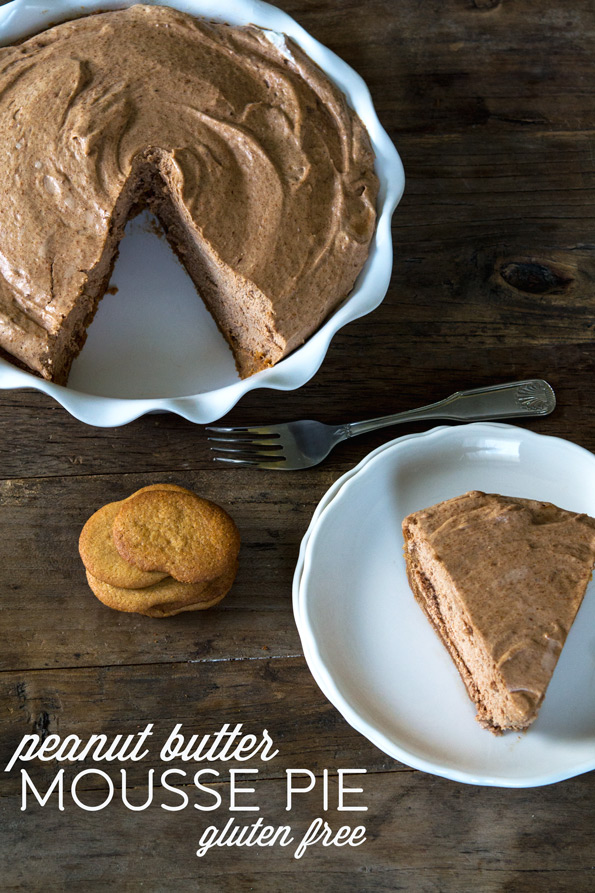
1;0;595;889
3;771;595;892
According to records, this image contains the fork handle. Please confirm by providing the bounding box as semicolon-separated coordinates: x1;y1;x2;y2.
340;379;556;440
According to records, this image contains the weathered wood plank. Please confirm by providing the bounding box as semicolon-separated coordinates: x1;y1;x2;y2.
0;657;398;798
298;0;595;137
2;769;595;891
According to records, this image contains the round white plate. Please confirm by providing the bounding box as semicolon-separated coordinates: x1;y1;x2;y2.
0;0;404;426
294;423;595;787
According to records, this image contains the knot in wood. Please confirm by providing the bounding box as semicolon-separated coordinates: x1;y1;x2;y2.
499;261;573;295
470;0;501;9
34;710;52;740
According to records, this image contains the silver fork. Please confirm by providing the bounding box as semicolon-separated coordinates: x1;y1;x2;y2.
206;379;556;470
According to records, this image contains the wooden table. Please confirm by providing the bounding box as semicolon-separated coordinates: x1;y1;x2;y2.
2;1;595;889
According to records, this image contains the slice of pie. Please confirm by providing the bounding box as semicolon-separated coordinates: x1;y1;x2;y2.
402;491;595;734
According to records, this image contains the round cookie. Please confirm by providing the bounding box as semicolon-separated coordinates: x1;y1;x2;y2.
78;485;189;588
79;500;168;589
112;488;240;584
86;561;237;618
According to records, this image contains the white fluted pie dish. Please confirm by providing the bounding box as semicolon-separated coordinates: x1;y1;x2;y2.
0;0;404;426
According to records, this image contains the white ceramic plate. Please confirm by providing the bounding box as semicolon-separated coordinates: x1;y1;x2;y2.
293;423;595;787
0;0;404;426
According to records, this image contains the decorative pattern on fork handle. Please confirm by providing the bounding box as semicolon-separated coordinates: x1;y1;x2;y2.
516;380;553;414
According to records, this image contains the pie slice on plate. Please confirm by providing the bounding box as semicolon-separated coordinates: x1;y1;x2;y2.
402;491;595;734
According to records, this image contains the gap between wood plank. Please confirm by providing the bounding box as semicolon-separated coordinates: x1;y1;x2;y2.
0;652;305;677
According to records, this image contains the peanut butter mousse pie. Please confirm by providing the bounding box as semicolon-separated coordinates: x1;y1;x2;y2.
0;4;378;383
402;491;595;734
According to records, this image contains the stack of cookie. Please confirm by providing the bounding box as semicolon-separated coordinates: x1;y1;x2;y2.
79;484;240;617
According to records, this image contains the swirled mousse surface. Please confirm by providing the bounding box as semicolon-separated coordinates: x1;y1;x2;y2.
402;491;595;733
0;4;378;382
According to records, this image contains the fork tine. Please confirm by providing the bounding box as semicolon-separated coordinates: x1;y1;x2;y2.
209;445;283;456
206;426;278;438
207;435;282;446
213;455;287;468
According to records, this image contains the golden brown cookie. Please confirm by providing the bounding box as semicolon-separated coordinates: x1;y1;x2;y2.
85;560;237;618
78;484;192;588
79;500;169;589
112;488;240;584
